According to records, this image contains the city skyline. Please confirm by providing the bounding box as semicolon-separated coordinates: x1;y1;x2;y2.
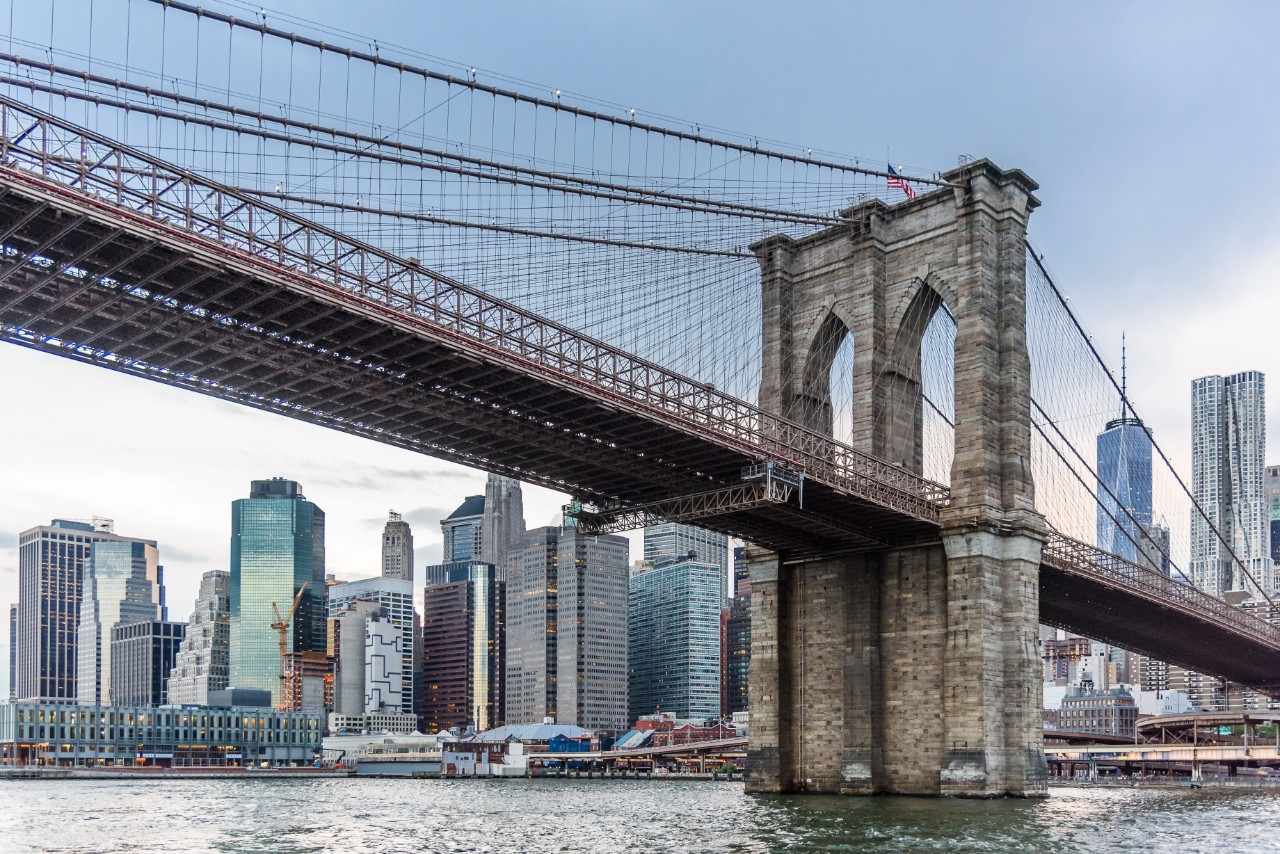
2;0;1279;706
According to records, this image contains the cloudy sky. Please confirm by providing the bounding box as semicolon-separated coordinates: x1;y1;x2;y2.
2;0;1279;690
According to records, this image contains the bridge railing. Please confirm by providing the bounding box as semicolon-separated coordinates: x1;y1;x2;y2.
1043;532;1280;651
0;96;947;522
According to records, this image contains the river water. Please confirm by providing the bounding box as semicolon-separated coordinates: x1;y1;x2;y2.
1;779;1278;853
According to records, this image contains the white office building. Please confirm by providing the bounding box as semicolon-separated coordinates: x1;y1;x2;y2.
327;577;415;715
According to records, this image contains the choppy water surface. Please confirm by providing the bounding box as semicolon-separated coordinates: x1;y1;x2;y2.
1;779;1278;853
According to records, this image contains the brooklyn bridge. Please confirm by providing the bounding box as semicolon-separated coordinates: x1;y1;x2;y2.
0;0;1276;797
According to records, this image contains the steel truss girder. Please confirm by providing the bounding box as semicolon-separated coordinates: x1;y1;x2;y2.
0;95;948;527
571;480;796;535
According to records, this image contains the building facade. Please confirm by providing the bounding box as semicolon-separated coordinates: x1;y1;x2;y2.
1095;413;1153;564
108;620;186;707
505;527;559;725
1267;464;1280;564
724;549;751;716
381;511;414;583
229;479;326;707
420;561;505;733
16;518;137;704
629;556;722;722
0;702;321;767
481;474;526;567
326;576;415;715
330;600;382;716
166;570;231;706
441;495;485;563
281;651;333;713
77;537;166;706
364;615;404;713
1190;372;1270;596
8;604;15;701
1058;677;1138;738
506;526;629;732
643;522;729;602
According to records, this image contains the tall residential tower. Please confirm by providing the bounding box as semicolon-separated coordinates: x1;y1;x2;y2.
1190;372;1270;597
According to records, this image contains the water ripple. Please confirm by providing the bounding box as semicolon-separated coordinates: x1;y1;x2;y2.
0;779;1277;853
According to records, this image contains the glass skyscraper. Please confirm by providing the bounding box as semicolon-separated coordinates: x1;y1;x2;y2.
441;495;485;562
16;518;143;704
77;538;165;706
643;522;730;602
229;479;326;706
1095;414;1153;563
421;561;505;732
628;555;723;722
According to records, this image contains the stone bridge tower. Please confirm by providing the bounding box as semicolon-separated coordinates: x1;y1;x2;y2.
745;159;1048;796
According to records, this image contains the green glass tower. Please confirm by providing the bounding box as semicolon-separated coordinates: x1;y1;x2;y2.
229;479;326;706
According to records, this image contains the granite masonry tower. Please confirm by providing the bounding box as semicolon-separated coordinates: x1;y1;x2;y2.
745;160;1047;797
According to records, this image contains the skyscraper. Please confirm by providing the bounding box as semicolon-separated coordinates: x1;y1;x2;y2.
167;570;232;706
1266;464;1280;564
644;523;730;602
77;537;166;706
481;474;526;567
16;518;138;704
420;561;505;733
8;604;15;701
229;479;326;706
1095;348;1153;562
331;599;382;716
724;548;751;715
506;525;629;732
109;620;186;707
441;496;485;562
381;511;414;583
628;555;722;722
326;576;416;716
1190;372;1270;597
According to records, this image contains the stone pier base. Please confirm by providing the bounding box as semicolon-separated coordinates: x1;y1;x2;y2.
744;522;1047;797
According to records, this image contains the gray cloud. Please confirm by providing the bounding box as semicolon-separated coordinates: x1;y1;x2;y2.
161;543;211;563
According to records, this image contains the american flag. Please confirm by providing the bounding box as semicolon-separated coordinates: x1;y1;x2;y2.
887;164;917;200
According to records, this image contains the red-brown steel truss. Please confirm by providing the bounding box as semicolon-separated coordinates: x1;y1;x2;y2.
0;97;1276;697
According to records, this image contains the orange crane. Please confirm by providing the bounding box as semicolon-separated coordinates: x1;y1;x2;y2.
272;582;309;710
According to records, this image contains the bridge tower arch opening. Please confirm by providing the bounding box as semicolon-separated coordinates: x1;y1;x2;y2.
746;159;1048;797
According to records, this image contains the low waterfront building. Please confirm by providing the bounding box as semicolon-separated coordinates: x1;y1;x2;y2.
442;740;528;777
0;701;322;767
208;687;273;708
328;710;419;735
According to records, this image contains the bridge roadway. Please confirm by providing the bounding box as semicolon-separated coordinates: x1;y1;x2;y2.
0;98;1277;696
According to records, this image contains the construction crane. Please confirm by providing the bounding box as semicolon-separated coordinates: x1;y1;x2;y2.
272;582;309;710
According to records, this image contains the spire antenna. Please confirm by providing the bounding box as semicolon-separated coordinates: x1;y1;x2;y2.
1120;332;1127;420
